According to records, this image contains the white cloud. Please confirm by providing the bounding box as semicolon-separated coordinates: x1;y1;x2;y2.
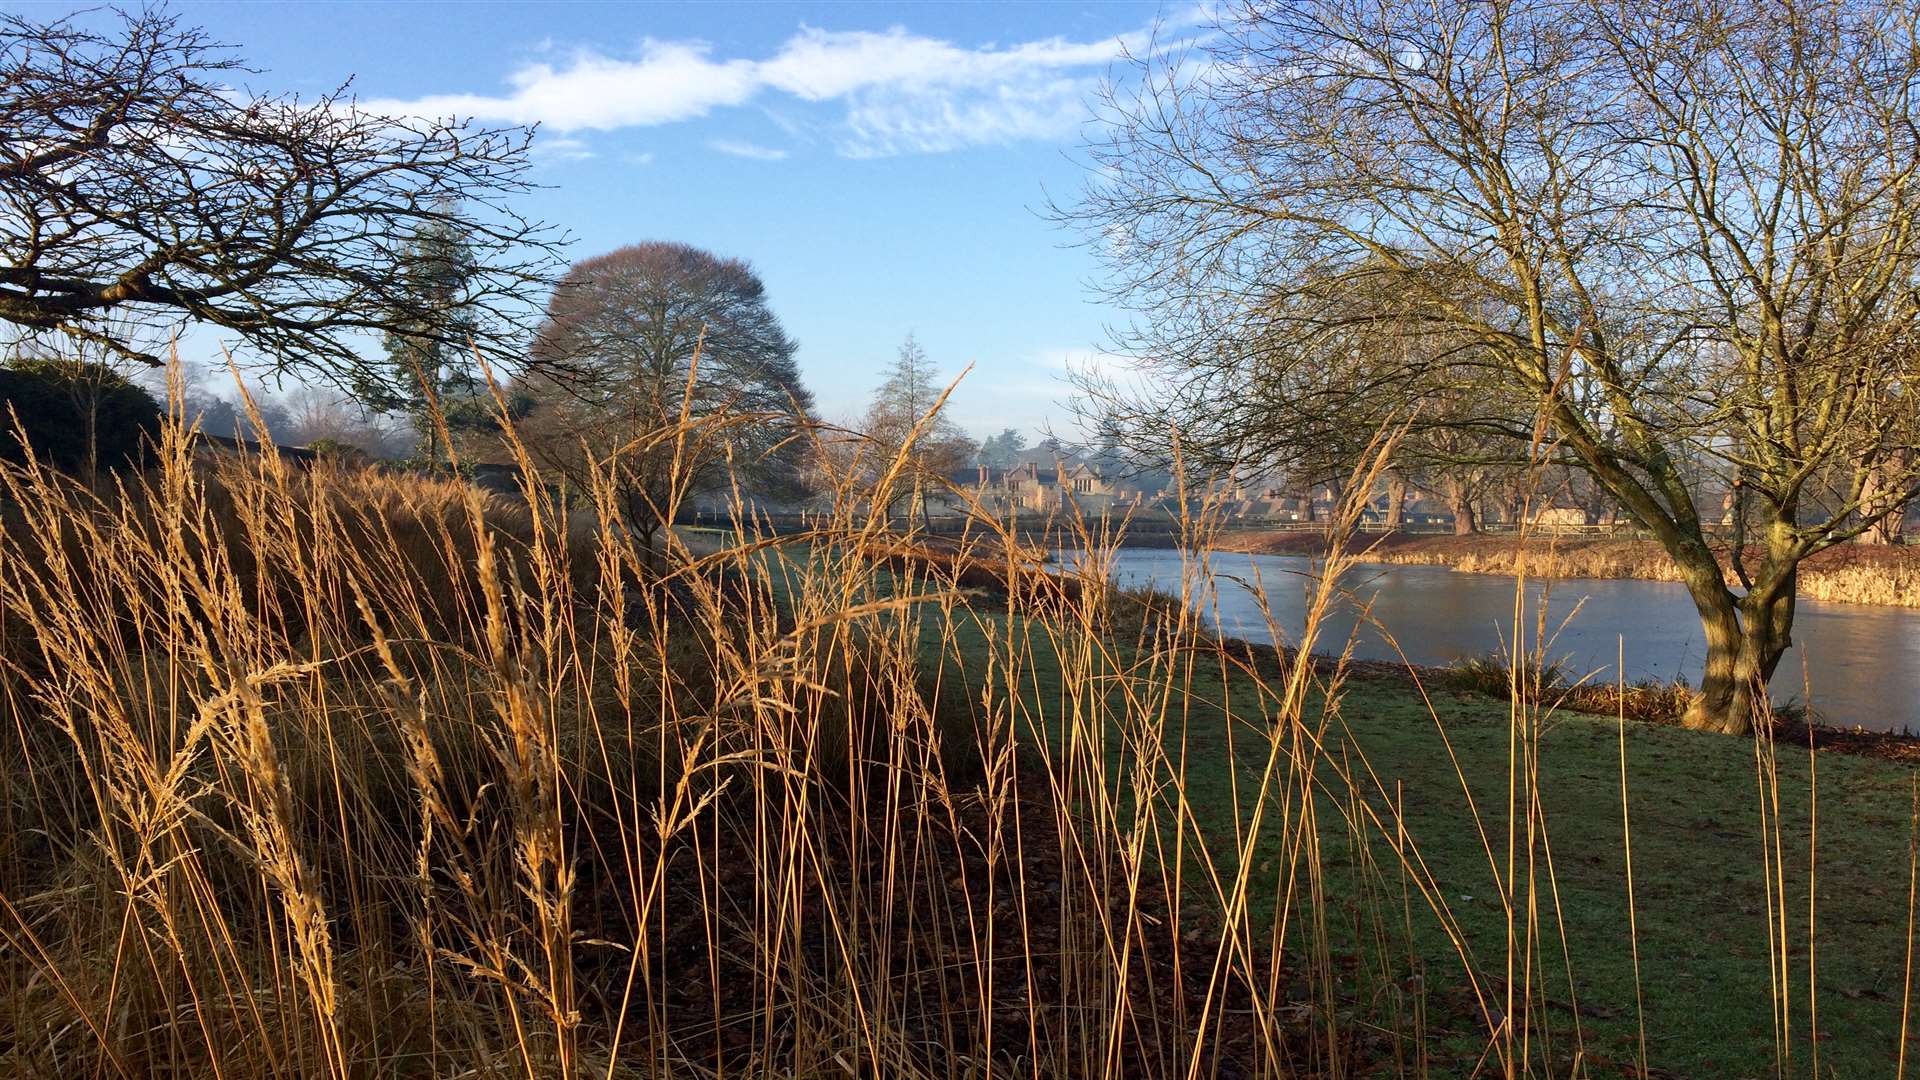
756;26;1128;101
838;76;1092;157
366;40;758;132
707;138;789;161
532;135;596;162
1036;346;1137;380
365;20;1172;157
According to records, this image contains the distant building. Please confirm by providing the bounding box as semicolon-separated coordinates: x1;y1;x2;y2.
949;453;1134;515
1258;485;1341;523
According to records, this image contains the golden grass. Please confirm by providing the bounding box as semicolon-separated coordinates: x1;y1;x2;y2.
1223;533;1920;607
0;383;1896;1078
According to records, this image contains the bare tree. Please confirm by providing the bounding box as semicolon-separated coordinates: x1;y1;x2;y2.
0;7;564;395
1080;277;1527;537
863;334;977;526
1418;451;1494;536
520;242;813;557
278;385;414;457
1065;0;1920;734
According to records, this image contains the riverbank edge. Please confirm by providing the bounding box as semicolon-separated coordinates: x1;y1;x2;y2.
877;533;1920;757
1165;529;1920;609
1206;625;1920;761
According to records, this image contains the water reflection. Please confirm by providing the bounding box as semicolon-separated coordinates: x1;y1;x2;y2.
1065;548;1920;734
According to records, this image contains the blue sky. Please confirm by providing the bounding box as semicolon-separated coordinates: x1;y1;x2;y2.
28;0;1192;438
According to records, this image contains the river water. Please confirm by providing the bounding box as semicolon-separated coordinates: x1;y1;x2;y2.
1062;548;1920;733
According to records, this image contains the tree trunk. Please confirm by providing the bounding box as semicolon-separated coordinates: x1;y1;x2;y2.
634;517;662;574
1445;475;1478;534
1500;490;1523;528
1883;503;1908;544
1683;602;1792;735
420;421;441;473
1684;596;1757;735
1675;542;1794;736
1859;448;1912;544
624;488;664;574
1860;502;1909;545
80;385;101;489
1383;475;1408;530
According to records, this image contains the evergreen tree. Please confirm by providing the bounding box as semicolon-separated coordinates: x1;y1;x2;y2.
864;335;976;524
375;208;494;466
977;428;1028;469
0;357;162;479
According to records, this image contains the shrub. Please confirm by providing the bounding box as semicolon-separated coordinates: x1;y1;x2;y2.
0;357;162;475
1441;650;1695;723
1437;652;1568;700
1104;579;1190;643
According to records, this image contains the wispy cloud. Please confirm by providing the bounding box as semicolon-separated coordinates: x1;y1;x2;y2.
532;135;596;162
707;138;789;161
364;20;1174;158
964;346;1135;406
1036;346;1137;380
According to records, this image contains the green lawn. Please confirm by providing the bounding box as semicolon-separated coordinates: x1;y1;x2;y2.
926;602;1919;1077
729;534;1918;1074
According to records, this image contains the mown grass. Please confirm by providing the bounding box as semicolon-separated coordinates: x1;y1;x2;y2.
921;590;1918;1077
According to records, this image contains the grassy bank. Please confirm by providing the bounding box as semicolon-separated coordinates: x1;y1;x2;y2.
1215;530;1920;608
2;425;1914;1077
952;603;1920;1075
911;528;1920;1073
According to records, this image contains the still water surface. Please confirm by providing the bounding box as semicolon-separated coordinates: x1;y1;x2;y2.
1063;548;1920;733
